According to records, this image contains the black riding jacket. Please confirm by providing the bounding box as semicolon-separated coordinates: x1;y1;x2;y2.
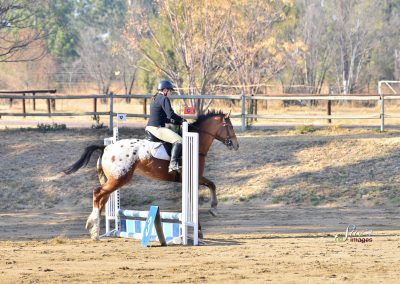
147;93;183;127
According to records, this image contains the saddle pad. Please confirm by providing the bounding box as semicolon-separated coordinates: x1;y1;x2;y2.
148;141;170;161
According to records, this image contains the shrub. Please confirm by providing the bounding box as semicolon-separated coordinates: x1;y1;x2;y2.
37;123;67;132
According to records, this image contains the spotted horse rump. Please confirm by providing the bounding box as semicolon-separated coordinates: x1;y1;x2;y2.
101;139;171;179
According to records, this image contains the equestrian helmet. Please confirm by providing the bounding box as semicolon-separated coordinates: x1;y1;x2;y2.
157;80;175;91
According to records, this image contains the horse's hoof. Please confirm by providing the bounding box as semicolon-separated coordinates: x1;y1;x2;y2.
209;207;218;217
90;227;100;241
90;234;99;241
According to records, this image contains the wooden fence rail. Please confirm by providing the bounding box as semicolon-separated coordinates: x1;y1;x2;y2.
1;84;400;131
0;89;57;116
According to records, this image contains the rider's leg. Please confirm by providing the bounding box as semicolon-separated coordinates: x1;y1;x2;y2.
145;127;183;173
169;142;182;172
145;126;181;142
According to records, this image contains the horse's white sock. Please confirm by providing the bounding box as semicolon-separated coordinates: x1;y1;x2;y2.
92;208;99;216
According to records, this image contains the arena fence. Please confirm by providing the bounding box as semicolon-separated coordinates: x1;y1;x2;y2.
0;81;399;131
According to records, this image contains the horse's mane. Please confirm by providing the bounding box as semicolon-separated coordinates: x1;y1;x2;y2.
190;110;225;127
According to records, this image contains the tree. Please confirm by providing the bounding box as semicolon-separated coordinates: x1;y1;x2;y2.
223;0;304;117
76;0;132;95
325;0;385;93
112;40;139;98
373;0;400;81
75;0;127;36
78;28;116;95
0;0;47;62
288;0;331;94
125;0;230;113
36;0;79;61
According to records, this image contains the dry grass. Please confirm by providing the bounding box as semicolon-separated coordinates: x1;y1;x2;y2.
1;126;400;212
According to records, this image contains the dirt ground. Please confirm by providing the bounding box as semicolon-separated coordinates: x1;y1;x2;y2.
0;206;399;283
1;126;400;283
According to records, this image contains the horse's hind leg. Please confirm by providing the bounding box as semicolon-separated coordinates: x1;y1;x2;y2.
85;185;104;240
86;182;120;240
199;176;218;217
97;157;107;185
86;169;135;240
85;179;122;240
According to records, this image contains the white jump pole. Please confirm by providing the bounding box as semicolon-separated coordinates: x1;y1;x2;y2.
182;122;199;245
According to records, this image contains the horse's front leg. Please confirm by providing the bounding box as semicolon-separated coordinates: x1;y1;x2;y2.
199;176;218;217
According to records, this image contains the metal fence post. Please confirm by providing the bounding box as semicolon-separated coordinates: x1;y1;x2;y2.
109;92;114;130
241;92;246;131
22;93;26;118
379;81;384;132
380;95;385;132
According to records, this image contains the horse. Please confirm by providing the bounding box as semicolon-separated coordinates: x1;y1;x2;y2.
63;110;239;240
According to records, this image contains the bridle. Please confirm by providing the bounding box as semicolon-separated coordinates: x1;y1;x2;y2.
188;117;234;150
216;118;234;148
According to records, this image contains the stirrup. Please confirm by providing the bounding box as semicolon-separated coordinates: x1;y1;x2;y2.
168;163;181;173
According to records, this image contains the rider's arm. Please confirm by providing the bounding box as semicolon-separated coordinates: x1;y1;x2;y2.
162;96;183;125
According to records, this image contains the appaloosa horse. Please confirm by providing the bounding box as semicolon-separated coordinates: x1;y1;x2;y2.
63;110;239;240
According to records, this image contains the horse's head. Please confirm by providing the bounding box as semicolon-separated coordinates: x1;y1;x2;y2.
214;112;239;150
191;110;239;151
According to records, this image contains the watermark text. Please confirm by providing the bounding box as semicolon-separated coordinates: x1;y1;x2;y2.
335;224;373;243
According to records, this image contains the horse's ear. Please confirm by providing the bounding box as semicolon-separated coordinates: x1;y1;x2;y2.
226;110;231;118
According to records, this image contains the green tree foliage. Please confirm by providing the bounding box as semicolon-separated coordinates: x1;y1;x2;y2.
36;0;78;61
75;0;127;34
35;0;128;63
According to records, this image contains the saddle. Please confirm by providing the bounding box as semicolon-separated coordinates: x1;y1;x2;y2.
146;131;173;157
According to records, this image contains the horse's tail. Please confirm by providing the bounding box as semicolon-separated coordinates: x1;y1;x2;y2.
63;145;106;175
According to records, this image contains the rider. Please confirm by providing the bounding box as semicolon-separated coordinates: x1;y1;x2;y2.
145;80;185;173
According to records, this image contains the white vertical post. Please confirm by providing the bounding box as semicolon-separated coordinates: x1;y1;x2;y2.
114;190;120;231
182;121;199;245
182;121;188;133
104;126;120;236
182;122;188;245
113;127;119;143
192;134;199;245
109;92;114;130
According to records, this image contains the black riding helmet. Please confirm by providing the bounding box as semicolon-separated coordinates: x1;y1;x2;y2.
157;80;175;91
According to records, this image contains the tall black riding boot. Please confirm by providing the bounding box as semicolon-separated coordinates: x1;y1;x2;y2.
168;143;182;173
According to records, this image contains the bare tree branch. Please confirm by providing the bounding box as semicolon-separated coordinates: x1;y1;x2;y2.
0;0;47;63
